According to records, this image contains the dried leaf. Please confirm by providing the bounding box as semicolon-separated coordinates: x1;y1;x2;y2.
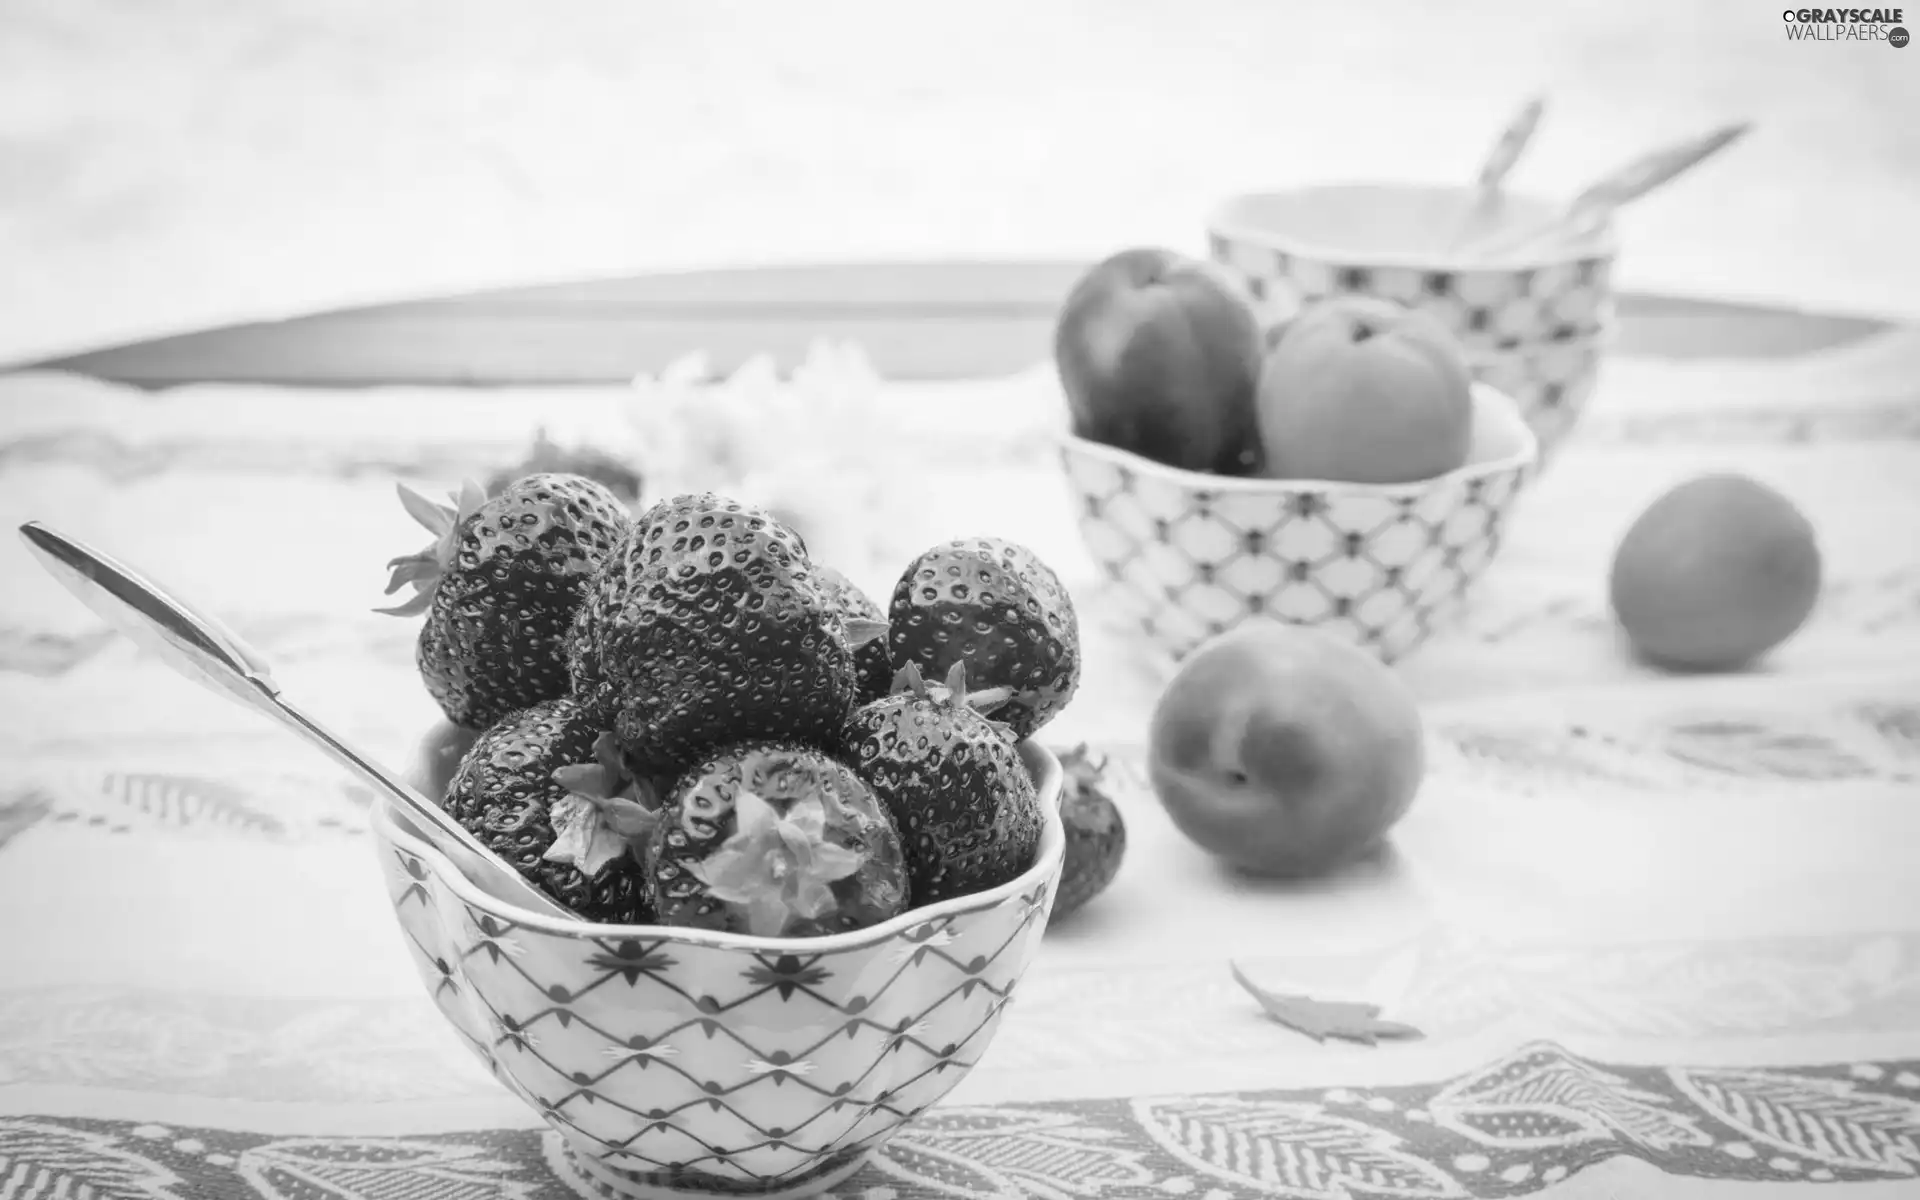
1230;961;1424;1046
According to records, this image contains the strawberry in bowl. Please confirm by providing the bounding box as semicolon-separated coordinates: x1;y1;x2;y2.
377;484;1078;1199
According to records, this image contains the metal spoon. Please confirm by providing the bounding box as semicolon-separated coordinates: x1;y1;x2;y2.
1460;120;1753;261
1446;94;1548;250
17;520;575;921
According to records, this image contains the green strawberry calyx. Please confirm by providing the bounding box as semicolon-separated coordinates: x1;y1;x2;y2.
543;732;662;878
374;479;489;618
842;617;890;648
890;660;1013;717
687;789;865;938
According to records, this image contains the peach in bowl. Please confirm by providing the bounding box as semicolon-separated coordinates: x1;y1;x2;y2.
1056;381;1539;667
1207;182;1617;353
380;734;1064;1199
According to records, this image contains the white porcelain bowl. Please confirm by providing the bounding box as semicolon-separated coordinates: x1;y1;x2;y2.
1057;383;1538;666
1208;182;1618;353
1466;327;1611;466
374;740;1065;1200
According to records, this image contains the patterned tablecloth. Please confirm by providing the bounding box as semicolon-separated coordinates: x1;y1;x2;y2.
1;324;1918;1199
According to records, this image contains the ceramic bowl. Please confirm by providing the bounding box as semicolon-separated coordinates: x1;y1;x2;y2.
1465;326;1611;466
1208;183;1617;353
1057;383;1538;666
372;740;1065;1200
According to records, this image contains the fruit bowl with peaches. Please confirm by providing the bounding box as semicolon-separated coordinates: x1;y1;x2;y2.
1052;247;1539;667
368;481;1089;1199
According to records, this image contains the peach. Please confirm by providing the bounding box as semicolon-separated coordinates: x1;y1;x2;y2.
1609;473;1823;671
1146;620;1426;879
1054;247;1265;476
1256;296;1474;484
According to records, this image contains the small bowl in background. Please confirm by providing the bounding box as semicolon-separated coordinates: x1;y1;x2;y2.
376;741;1065;1199
1208;183;1617;352
1057;383;1539;667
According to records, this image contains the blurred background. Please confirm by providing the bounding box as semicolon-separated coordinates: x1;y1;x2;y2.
3;0;1916;365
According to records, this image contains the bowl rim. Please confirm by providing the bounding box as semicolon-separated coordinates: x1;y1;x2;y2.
1207;181;1619;273
371;739;1067;953
1057;380;1539;496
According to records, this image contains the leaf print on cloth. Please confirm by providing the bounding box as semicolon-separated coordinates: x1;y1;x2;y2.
95;772;287;837
0;988;490;1101
1668;1067;1920;1175
0;789;52;851
237;1136;539;1200
1856;701;1920;758
0;626;116;677
1658;718;1875;782
1427;1043;1710;1151
1438;726;1656;793
1133;1096;1469;1199
0;1118;188;1199
873;1106;1160;1199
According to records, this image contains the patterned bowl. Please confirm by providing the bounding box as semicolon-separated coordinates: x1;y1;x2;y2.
1057;383;1539;666
372;740;1065;1200
1208;183;1617;354
1465;325;1612;467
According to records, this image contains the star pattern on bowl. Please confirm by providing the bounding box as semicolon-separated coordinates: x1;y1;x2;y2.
378;841;1058;1194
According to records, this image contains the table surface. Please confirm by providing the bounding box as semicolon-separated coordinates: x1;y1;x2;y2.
2;264;1919;1200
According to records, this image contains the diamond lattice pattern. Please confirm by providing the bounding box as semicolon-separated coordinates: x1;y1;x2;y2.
1060;449;1530;664
379;843;1056;1191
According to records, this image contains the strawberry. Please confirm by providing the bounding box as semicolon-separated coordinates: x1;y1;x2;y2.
887;537;1081;741
816;565;893;704
648;742;909;938
1049;743;1126;923
441;698;656;923
379;473;630;730
566;493;885;776
843;661;1040;905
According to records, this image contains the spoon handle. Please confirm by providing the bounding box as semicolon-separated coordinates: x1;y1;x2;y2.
17;520;574;920
1565;120;1752;222
1463;120;1752;261
1474;94;1548;192
1445;95;1547;252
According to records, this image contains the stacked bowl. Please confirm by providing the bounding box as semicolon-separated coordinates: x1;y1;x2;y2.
1055;181;1615;668
1207;182;1616;466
